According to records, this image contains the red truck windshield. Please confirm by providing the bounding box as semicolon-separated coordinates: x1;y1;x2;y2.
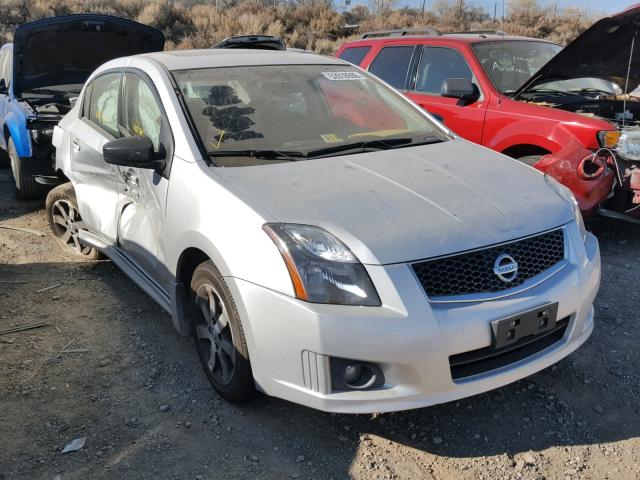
471;40;562;94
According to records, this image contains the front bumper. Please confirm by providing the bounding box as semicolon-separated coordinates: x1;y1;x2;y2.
229;224;600;413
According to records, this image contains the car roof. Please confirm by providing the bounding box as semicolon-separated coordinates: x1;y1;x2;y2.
140;49;344;70
344;34;554;47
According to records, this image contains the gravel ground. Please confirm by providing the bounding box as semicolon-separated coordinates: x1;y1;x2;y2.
1;167;639;480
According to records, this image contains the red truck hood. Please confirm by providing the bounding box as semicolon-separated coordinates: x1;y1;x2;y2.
515;4;640;95
12;14;164;97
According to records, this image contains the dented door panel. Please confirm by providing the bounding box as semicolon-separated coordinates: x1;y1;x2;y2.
117;167;170;290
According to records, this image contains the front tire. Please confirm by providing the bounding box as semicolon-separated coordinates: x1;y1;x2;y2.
191;261;254;403
46;183;101;260
8;137;46;200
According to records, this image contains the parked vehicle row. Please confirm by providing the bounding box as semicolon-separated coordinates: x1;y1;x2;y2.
337;5;640;223
0;13;606;413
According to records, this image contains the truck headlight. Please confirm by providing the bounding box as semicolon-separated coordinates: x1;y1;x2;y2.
545;175;586;242
616;130;640;161
264;223;381;306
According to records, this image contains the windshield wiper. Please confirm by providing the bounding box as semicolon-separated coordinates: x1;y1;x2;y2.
207;149;305;161
305;136;444;158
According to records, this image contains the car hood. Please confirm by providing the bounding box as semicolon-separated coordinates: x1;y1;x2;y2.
12;14;164;97
216;140;574;265
515;4;640;96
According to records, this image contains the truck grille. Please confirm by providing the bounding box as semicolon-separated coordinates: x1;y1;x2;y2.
411;229;565;299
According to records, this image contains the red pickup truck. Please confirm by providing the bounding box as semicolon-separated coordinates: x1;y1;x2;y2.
336;5;640;222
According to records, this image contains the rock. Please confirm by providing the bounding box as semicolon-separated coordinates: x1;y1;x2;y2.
593;405;604;414
249;455;259;462
295;455;305;463
290;474;302;479
523;453;537;466
159;404;170;412
185;421;192;428
432;436;443;445
98;359;110;367
514;460;526;471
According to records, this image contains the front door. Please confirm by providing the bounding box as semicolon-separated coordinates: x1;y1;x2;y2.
68;71;122;243
115;71;174;291
405;46;487;144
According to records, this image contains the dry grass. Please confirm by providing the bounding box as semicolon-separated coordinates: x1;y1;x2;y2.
0;0;598;54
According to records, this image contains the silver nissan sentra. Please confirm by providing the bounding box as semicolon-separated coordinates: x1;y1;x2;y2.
48;49;600;413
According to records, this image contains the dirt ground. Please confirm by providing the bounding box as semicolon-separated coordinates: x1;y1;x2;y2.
1;166;639;480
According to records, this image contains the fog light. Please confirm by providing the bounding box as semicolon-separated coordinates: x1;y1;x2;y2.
330;357;385;392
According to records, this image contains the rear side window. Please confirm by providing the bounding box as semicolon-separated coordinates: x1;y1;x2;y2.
368;46;414;89
88;72;121;137
338;46;371;66
416;47;473;95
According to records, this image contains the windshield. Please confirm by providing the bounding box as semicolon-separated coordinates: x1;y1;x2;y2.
172;65;448;166
471;41;562;94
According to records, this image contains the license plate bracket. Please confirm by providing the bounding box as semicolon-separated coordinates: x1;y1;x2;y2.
491;303;559;350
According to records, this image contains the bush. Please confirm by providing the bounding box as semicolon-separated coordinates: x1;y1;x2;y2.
0;0;599;53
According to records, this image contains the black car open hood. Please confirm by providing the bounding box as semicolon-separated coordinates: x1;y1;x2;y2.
13;14;164;97
515;4;640;96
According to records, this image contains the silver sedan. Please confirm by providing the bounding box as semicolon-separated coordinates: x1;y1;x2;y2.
48;49;600;413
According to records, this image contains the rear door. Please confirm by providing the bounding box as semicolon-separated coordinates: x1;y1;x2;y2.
405;46;487;144
367;45;417;91
68;71;122;243
114;70;173;290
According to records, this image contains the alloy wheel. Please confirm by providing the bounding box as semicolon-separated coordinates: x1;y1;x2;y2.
50;199;92;256
194;284;236;386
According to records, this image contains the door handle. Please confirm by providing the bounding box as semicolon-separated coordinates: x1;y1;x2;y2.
124;172;139;186
72;140;81;152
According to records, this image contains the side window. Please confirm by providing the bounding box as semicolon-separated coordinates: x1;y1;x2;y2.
338;46;371;66
121;73;168;154
368;46;414;89
415;47;474;95
88;72;121;137
81;81;93;119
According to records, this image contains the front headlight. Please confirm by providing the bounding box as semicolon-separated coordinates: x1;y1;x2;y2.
545;175;586;242
263;223;381;306
616;129;640;161
597;130;620;149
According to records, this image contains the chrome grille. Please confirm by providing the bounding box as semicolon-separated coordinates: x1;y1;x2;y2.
411;229;565;298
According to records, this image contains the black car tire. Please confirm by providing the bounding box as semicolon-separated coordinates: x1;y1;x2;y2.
46;183;101;260
0;146;9;168
8;137;47;200
191;260;255;403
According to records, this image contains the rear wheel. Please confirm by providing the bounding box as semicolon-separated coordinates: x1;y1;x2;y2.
191;260;254;403
46;183;101;260
8;137;47;200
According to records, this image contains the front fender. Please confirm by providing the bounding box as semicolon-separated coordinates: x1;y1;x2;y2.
4;109;32;157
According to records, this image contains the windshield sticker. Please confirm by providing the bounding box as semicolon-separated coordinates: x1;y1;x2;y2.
321;133;344;143
321;72;365;81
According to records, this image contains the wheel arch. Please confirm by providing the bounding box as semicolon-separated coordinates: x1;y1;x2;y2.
4;111;32;157
170;236;233;337
501;144;552;159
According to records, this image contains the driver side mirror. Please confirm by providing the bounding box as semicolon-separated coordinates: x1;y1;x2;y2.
0;79;8;95
103;136;165;171
441;78;479;105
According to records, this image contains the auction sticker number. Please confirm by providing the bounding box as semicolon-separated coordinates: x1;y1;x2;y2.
322;72;366;81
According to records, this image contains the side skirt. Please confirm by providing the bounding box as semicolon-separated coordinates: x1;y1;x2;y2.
78;230;172;314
